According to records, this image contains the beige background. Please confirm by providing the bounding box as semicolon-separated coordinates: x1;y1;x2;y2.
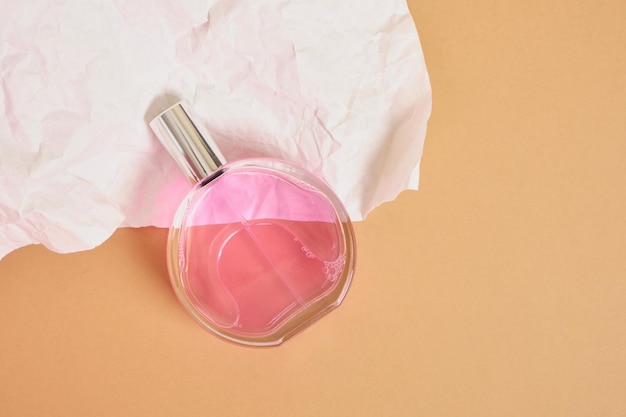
1;1;625;416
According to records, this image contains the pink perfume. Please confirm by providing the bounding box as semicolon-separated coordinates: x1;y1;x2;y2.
149;102;356;346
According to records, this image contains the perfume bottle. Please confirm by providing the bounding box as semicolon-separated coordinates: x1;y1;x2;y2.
149;102;356;346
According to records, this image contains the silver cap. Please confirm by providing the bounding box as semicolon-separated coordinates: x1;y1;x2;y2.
149;102;227;184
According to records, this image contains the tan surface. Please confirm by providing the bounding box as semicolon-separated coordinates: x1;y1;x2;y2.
1;1;625;416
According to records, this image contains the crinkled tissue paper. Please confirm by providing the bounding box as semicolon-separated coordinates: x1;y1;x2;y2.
0;0;431;261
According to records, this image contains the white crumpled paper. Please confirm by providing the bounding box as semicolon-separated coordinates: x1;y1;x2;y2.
0;0;431;260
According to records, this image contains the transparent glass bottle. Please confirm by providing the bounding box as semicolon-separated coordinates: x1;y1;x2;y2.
150;102;356;346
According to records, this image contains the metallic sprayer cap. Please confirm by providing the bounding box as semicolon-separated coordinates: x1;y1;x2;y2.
149;101;226;184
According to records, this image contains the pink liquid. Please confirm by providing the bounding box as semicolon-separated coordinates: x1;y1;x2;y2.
174;168;349;340
181;220;345;337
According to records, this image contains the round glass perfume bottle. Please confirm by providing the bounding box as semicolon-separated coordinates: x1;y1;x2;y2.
150;102;356;346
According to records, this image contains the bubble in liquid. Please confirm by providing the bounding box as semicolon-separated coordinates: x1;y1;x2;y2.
323;255;346;282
